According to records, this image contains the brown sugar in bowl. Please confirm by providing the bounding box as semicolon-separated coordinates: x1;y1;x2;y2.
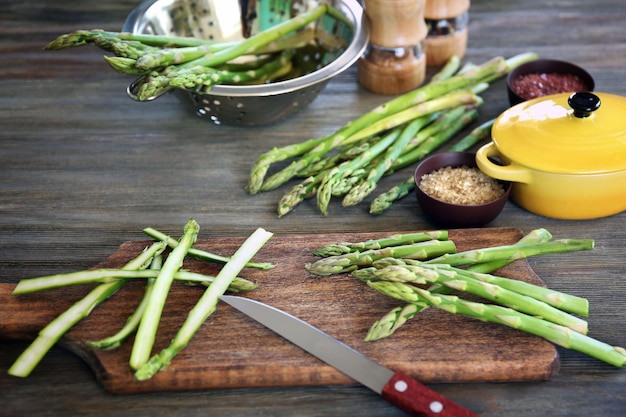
414;152;511;227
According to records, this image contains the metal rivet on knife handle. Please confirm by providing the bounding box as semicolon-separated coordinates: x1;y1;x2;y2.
381;371;480;417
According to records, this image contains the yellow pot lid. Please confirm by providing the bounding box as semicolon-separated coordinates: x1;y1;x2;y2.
492;92;626;174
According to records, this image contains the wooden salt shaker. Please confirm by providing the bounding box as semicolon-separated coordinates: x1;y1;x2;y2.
357;0;428;95
424;0;470;66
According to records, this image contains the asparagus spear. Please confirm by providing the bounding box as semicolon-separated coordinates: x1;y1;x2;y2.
134;227;273;380
367;110;484;215
363;228;553;341
12;268;257;295
388;108;479;172
369;281;626;367
44;30;235;50
275;111;433;217
425;239;594;267
167;49;295;91
365;263;588;333
86;254;163;350
364;303;426;342
136;5;328;100
143;227;275;269
248;55;515;194
430;55;462;83
277;173;322;217
341;116;436;207
313;230;449;257
464;228;552;273
369;176;416;215
298;135;382;178
305;240;456;276
260;89;482;194
420;262;589;317
316;129;403;215
343;106;470;207
316;128;404;215
343;90;480;145
447;117;495;152
8;241;166;377
130;219;199;370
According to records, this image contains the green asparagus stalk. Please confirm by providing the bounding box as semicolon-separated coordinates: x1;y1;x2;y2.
103;56;150;75
139;29;320;71
86;254;163;350
8;241;166;377
130;219;199;370
369;176;415;215
316;129;403;215
401;106;467;153
341;116;435;207
389;108;479;172
93;36;161;59
331;169;368;196
313;230;449;257
168;50;294;91
12;268;257;295
136;5;328;99
430;55;462;83
342;105;469;207
425;239;594;267
134;45;223;71
270;91;479;197
276;111;438;216
342;90;479;145
249;55;512;194
464;228;553;273
367;109;485;215
305;240;456;276
369;281;626;367
366;264;588;333
44;29;235;51
143;227;275;270
421;262;589;317
134;227;273;380
363;228;554;341
248;134;330;195
364;303;427;342
298;135;383;178
277;173;322;217
447;118;495;152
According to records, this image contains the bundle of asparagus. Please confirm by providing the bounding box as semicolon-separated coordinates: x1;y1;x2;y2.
307;229;626;367
8;221;274;380
44;5;343;100
248;53;537;216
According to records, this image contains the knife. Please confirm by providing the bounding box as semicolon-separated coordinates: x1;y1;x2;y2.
219;295;480;417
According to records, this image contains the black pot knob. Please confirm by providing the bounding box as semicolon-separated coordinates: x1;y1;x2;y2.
568;91;601;118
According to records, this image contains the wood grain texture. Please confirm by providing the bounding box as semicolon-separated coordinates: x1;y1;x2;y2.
0;228;559;394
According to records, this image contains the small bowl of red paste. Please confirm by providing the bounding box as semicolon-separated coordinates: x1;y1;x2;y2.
507;59;595;106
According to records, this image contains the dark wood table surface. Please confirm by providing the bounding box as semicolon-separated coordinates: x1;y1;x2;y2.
1;0;625;415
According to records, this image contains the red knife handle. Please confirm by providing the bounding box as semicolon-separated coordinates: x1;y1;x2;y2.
381;371;480;417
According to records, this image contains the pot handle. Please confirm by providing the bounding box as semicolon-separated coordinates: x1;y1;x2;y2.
476;143;533;184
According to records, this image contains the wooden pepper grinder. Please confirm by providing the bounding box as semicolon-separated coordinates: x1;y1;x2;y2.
424;0;470;66
357;0;428;95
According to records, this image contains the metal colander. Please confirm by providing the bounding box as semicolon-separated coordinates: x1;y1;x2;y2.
123;0;368;126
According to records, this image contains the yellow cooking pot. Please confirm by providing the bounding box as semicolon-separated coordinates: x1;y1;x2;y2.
476;91;626;219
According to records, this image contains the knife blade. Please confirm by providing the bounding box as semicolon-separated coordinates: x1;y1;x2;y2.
219;295;480;417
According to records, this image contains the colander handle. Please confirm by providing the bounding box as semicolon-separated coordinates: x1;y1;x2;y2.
127;76;173;102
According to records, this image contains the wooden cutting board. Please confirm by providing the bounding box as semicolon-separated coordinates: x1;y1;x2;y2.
0;227;559;394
